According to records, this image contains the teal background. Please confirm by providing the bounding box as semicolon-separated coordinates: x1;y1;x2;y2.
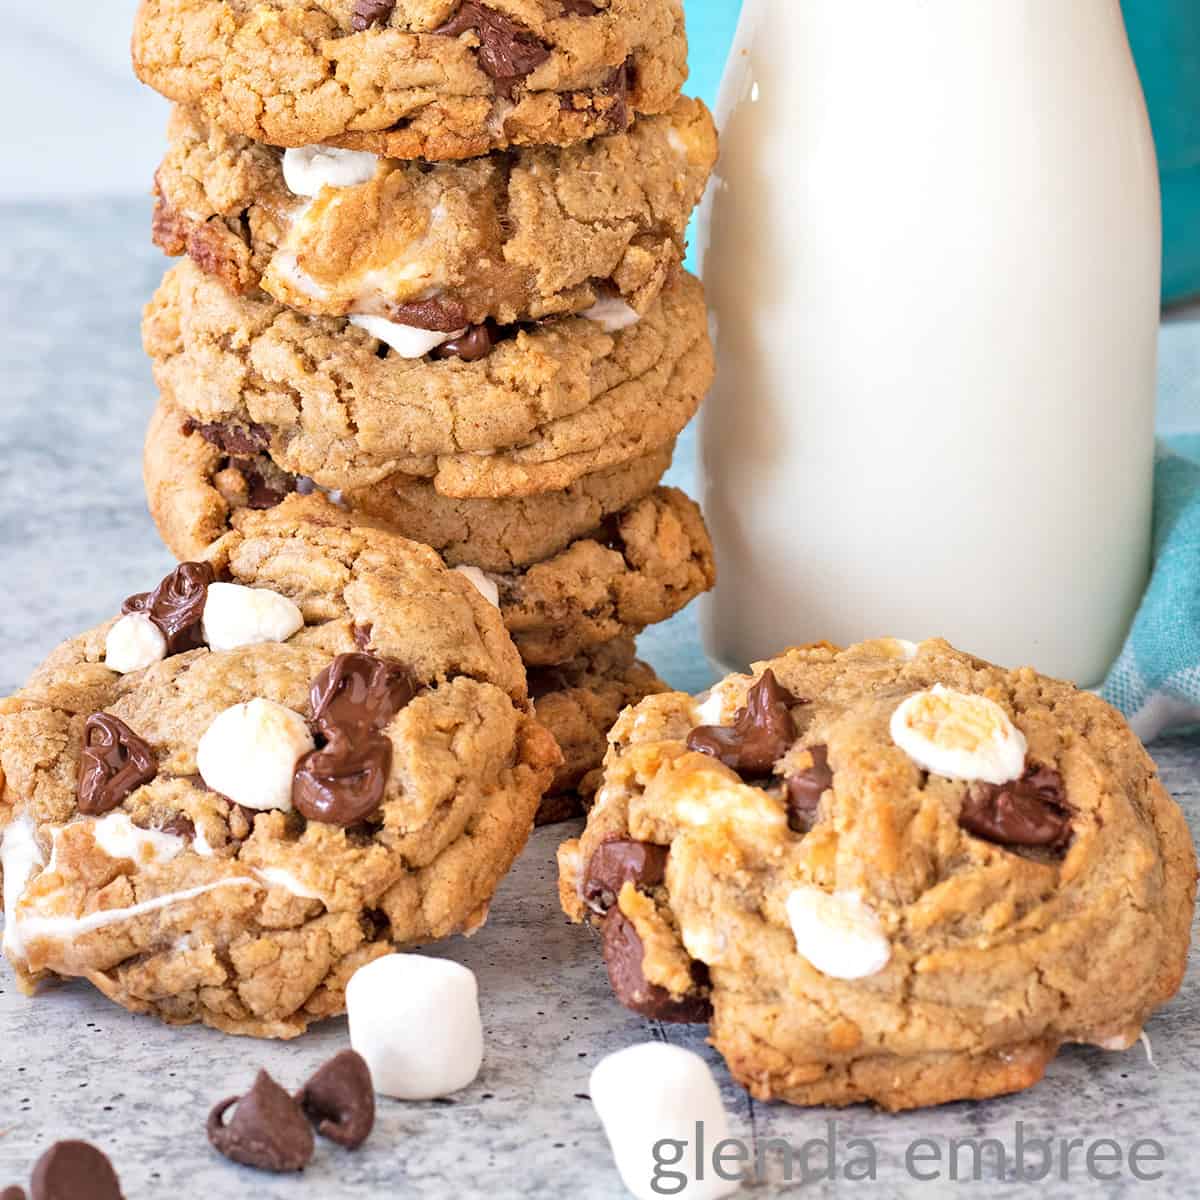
683;0;1200;305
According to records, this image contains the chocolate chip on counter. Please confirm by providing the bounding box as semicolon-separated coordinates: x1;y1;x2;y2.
122;561;214;654
686;670;800;777
435;2;551;97
601;909;712;1024
309;653;417;743
433;324;493;362
78;713;157;815
959;764;1072;850
1;1187;25;1200
208;1070;315;1173
29;1141;123;1200
389;296;470;333
351;0;395;31
584;839;668;913
293;731;393;826
785;744;832;832
297;1050;376;1149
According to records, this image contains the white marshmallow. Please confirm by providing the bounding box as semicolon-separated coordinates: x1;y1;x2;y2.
255;866;325;901
786;887;891;980
201;582;304;653
590;1044;741;1200
581;295;641;333
1;817;44;960
92;813;185;866
105;612;167;674
196;699;314;812
890;684;1026;784
454;565;500;610
282;145;378;196
349;313;465;358
347;955;484;1100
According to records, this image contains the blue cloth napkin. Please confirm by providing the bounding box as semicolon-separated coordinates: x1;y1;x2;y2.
1102;440;1200;739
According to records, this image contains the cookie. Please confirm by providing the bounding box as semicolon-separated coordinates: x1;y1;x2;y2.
558;638;1196;1111
0;506;560;1037
531;638;668;824
144;396;674;570
143;258;712;495
132;0;688;160
153;98;717;326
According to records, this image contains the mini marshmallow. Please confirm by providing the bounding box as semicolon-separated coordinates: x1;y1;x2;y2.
92;812;185;866
786;886;891;980
105;612;167;674
196;699;314;812
890;684;1026;784
454;565;500;610
581;295;641;333
347;955;484;1100
590;1043;741;1200
282;145;378;195
349;313;465;359
201;582;304;652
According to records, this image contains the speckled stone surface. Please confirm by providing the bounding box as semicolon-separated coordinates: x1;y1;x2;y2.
0;200;1198;1198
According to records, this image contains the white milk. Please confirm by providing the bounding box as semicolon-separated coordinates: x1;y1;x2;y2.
697;0;1160;686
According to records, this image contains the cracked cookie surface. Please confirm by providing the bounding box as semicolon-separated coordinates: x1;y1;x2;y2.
144;397;673;570
132;0;688;160
0;505;559;1038
558;638;1197;1111
143;259;712;495
153;99;717;325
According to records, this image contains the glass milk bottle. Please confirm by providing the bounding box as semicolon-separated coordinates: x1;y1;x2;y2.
697;0;1161;685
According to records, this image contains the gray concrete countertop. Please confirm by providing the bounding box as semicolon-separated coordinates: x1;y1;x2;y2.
1;200;1198;1198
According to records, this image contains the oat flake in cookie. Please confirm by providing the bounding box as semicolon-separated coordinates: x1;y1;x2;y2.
558;638;1197;1111
0;506;559;1037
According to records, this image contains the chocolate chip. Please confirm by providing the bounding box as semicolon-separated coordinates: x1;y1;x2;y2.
560;0;601;13
123;562;214;654
600;56;633;130
78;714;157;815
236;461;295;510
601;909;711;1024
296;1050;375;1149
352;623;373;649
686;670;799;778
435;2;551;98
433;324;493;362
30;1141;123;1200
309;652;417;743
785;744;831;832
2;1186;25;1200
207;1070;315;1173
388;296;470;332
158;813;196;839
351;0;394;31
959;764;1072;850
293;731;393;826
584;839;668;913
181;417;269;457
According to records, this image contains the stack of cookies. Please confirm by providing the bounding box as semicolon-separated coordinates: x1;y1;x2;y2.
132;0;719;820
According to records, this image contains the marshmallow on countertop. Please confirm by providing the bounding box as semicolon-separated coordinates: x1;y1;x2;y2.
196;699;314;812
201;582;304;653
786;886;891;980
282;145;378;196
580;295;641;333
890;684;1026;784
105;612;167;674
454;565;501;610
346;955;484;1100
590;1043;741;1200
349;314;465;359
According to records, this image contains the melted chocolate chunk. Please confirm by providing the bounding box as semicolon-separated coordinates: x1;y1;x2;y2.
601;909;711;1024
158;813;196;840
561;0;601;13
207;1071;314;1173
30;1141;123;1200
181;417;269;457
435;2;551;98
237;460;295;510
686;670;799;778
433;324;493;362
389;296;470;332
959;764;1071;850
584;839;668;913
351;0;395;31
78;714;157;815
123;562;214;654
785;744;832;832
601;56;634;130
296;1050;375;1149
309;652;417;743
